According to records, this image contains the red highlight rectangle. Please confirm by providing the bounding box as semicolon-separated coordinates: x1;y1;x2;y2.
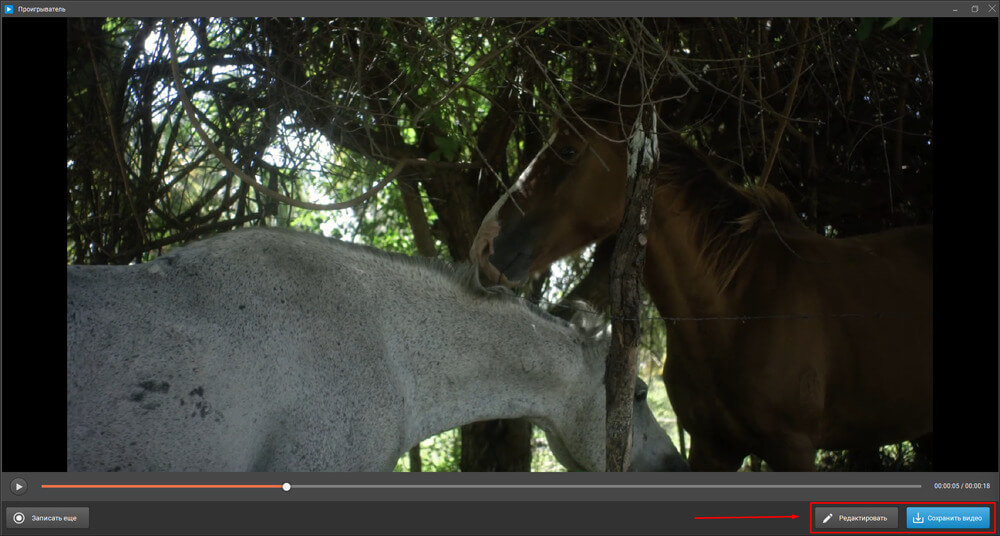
810;502;997;534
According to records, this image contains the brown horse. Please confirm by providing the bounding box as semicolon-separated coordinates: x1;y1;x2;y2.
472;97;933;471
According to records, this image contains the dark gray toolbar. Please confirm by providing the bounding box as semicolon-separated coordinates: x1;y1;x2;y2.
0;2;998;18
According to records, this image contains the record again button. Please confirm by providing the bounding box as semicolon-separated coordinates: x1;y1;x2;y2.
5;508;89;529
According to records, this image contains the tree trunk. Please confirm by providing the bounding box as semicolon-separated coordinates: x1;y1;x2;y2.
399;177;436;472
460;421;532;472
605;104;658;471
421;89;532;472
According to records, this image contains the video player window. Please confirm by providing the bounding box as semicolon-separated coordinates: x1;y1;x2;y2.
2;2;997;535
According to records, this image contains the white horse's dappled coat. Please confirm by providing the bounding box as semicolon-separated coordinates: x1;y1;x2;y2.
67;228;686;472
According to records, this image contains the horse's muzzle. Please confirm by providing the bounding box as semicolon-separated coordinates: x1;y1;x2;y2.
489;218;539;284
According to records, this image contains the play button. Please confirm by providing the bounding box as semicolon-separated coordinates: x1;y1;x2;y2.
10;478;27;496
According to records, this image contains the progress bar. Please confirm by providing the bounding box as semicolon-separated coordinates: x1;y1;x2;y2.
41;484;285;489
291;484;922;489
39;484;921;489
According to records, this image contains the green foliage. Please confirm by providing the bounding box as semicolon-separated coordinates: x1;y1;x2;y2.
816;441;930;471
918;21;933;52
394;429;461;472
857;18;875;40
289;210;327;235
431;135;461;162
881;17;902;30
531;426;567;472
857;17;932;51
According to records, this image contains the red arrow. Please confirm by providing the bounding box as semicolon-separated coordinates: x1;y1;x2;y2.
695;515;799;520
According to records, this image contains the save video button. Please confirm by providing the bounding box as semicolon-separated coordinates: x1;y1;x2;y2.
906;507;991;529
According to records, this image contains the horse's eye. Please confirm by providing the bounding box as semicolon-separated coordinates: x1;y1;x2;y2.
635;387;648;402
557;145;577;160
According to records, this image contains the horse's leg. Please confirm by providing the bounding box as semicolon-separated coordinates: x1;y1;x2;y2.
847;447;882;471
688;436;746;471
913;433;934;469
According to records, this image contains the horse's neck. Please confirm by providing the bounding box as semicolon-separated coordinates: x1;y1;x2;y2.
386;287;598;454
643;189;752;347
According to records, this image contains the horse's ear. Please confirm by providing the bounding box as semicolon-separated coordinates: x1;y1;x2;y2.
566;301;610;339
470;192;513;290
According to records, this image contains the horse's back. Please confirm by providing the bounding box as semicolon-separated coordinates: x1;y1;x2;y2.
713;224;933;454
847;223;932;277
67;229;405;471
780;224;933;448
760;224;931;312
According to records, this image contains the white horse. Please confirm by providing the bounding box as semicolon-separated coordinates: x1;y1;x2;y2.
67;228;687;472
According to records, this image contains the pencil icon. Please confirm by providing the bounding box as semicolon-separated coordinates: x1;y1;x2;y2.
822;514;833;524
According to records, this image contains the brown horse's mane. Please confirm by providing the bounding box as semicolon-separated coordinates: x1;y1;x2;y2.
655;133;803;292
568;97;804;291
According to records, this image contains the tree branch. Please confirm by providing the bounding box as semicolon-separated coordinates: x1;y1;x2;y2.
760;19;811;187
166;20;410;212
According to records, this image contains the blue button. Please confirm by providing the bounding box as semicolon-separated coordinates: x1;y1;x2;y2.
906;507;991;529
3;5;12;14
